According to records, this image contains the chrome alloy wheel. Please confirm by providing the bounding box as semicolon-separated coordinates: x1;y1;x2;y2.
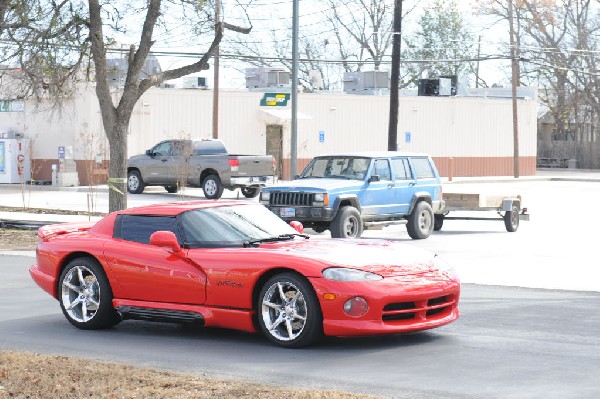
61;265;101;323
261;281;308;342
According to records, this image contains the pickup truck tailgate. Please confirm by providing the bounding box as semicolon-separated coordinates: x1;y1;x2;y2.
229;155;273;177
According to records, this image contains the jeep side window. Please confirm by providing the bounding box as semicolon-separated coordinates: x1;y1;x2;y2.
373;159;391;181
411;157;436;179
391;158;411;180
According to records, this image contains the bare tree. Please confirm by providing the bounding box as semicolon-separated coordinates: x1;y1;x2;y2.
2;0;251;212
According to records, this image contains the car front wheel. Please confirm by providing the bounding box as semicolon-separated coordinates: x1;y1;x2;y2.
258;273;322;348
59;257;119;330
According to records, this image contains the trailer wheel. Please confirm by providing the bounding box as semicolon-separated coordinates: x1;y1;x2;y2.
434;214;444;231
504;204;520;232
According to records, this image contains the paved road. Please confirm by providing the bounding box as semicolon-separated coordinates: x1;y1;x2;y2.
1;254;599;399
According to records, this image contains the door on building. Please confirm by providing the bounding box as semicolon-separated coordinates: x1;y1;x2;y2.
266;125;283;178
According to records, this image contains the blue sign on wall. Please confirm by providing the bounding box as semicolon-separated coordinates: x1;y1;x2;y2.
405;131;412;143
58;146;65;159
319;130;325;143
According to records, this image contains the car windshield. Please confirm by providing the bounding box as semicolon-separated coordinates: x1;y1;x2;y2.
300;157;370;180
179;204;298;248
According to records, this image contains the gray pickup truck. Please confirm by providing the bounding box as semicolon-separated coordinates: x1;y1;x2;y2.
127;139;274;199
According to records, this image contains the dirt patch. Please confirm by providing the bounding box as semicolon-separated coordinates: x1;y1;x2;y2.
0;205;105;217
0;228;39;250
0;351;376;399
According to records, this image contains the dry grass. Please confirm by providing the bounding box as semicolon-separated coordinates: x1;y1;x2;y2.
0;351;377;399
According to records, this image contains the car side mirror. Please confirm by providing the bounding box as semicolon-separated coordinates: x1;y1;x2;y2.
289;221;304;234
150;231;181;252
369;174;380;183
293;174;300;180
145;149;153;157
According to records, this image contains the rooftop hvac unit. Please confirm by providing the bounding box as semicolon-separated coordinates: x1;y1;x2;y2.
183;76;208;89
418;76;457;96
343;71;389;93
245;68;290;89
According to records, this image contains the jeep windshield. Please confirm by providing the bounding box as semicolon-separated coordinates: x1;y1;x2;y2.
299;156;371;180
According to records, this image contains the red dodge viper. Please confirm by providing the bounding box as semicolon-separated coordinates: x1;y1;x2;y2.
29;201;460;348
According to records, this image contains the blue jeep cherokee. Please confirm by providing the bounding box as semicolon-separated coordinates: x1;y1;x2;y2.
259;152;443;239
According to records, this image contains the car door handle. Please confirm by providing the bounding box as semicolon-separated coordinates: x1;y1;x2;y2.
161;159;168;162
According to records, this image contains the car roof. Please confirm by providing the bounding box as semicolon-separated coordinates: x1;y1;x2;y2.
117;200;249;216
312;151;430;158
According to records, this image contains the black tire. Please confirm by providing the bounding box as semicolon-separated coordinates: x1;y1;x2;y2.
330;206;363;238
434;214;444;231
406;201;434;239
202;174;224;199
58;257;120;330
504;204;520;232
241;187;260;198
127;170;145;194
165;185;178;193
257;272;323;348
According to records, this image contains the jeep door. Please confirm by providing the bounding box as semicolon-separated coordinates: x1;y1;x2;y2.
408;156;442;211
390;157;418;215
361;158;397;217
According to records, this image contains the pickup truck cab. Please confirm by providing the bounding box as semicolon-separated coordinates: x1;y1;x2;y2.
260;152;443;239
127;139;274;199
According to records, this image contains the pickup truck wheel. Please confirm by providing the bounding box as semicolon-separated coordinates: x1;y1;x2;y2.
127;170;145;194
202;174;224;199
241;187;260;198
434;214;444;231
330;206;363;239
503;204;520;232
164;185;178;193
406;201;434;239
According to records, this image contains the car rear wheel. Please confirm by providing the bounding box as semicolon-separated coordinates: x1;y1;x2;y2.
258;273;322;348
127;170;145;194
434;214;444;231
406;201;434;239
504;204;520;232
59;257;119;330
330;206;363;238
241;187;260;198
202;174;224;199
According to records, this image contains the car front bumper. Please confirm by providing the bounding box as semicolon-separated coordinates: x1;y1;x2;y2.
266;206;334;222
308;274;460;337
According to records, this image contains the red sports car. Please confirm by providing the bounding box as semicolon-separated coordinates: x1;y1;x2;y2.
30;201;460;348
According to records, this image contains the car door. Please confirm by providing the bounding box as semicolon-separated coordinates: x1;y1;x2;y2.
360;158;396;217
143;141;173;184
104;215;207;304
390;157;418;215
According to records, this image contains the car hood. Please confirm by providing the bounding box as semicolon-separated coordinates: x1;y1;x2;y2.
263;238;438;277
127;154;147;164
265;178;364;192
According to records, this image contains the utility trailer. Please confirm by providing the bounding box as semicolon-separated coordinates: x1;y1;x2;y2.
434;193;529;232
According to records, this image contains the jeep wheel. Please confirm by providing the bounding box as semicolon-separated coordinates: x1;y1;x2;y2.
330;206;363;239
434;214;444;231
406;201;434;239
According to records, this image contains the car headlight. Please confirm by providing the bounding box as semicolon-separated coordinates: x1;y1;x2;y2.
313;193;329;206
260;191;270;202
323;267;383;281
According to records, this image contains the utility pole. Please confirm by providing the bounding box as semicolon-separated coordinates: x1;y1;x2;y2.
212;0;221;139
290;0;299;177
508;0;520;178
388;0;403;151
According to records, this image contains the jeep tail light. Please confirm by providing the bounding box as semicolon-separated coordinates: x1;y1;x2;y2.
228;159;239;167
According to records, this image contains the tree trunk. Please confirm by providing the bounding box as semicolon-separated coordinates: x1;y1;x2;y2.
107;122;128;213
